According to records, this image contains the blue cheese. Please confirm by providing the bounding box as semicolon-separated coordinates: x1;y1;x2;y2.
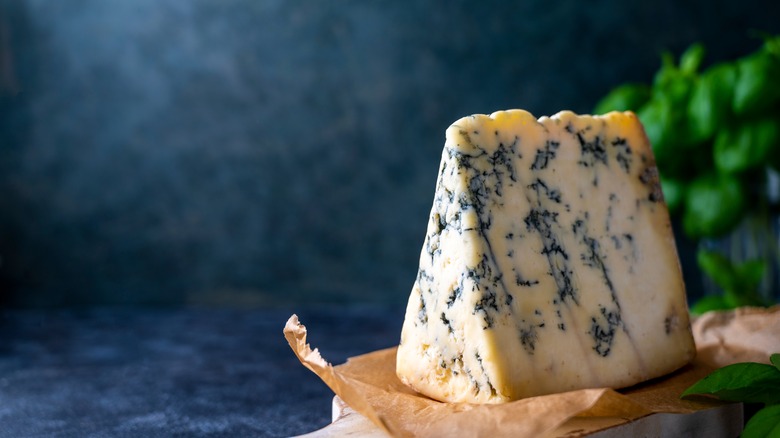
396;110;695;404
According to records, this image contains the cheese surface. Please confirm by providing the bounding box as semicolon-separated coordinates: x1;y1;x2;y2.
396;110;695;404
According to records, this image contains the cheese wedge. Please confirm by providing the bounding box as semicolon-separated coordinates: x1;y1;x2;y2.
396;110;695;404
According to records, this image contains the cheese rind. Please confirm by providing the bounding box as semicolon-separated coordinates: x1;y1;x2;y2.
396;110;695;404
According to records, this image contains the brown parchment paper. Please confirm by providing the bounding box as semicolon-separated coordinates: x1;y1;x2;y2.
692;305;780;368
283;306;780;438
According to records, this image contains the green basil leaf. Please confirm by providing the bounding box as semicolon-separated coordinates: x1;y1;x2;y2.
687;63;736;144
683;173;746;238
696;250;738;292
689;295;731;315
696;254;768;309
714;117;780;174
741;404;780;438
594;83;651;115
723;288;766;308
659;177;685;214
771;353;780;372
638;98;700;176
656;74;694;109
681;362;780;404
735;259;766;290
679;43;706;75
638;97;674;154
764;35;780;56
652;49;695;107
653;51;678;89
765;112;780;173
733;50;780;116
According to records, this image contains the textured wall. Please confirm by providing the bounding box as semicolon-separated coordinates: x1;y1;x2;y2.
1;0;779;307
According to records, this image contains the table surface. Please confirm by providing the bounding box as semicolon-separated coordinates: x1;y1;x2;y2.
0;305;405;438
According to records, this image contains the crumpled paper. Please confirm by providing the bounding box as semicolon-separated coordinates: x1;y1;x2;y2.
284;306;779;438
692;305;780;368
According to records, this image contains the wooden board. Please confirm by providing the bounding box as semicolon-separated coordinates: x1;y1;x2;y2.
296;396;743;438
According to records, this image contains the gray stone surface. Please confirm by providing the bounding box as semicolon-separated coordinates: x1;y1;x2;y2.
1;1;779;306
0;306;404;437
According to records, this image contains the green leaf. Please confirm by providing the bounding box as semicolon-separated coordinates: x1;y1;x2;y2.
594;83;651;115
638;96;675;156
652;48;696;107
653;51;679;89
681;361;780;404
696;250;738;292
683;173;746;239
714;117;780;174
689;295;730;315
687;63;736;144
764;35;780;56
679;43;706;75
659;177;685;214
696;252;768;308
771;353;780;372
638;97;700;177
733;50;780;116
723;288;766;308
742;404;780;438
768;112;780;173
735;259;766;291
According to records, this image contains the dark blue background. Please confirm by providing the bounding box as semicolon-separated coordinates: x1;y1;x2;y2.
2;1;779;307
